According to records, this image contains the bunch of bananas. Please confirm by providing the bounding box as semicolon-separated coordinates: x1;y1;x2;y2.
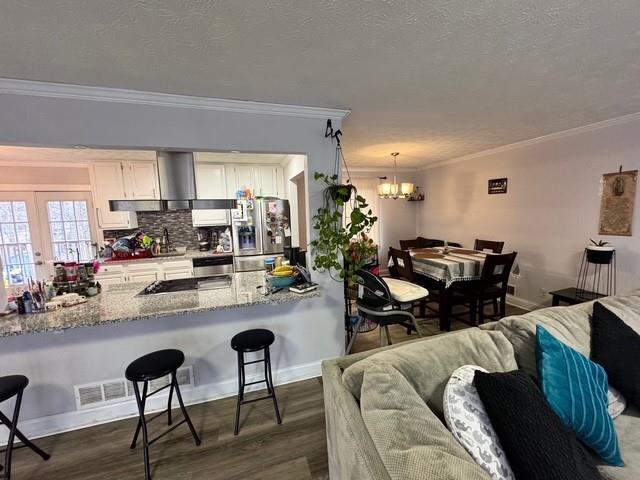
271;265;295;277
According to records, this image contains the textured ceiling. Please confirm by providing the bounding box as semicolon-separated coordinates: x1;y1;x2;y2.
2;1;640;168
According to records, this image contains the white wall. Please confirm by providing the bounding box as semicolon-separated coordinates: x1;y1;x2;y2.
0;86;347;433
417;116;640;308
349;172;419;269
283;154;307;248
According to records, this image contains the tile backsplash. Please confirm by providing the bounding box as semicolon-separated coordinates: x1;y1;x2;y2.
103;210;230;250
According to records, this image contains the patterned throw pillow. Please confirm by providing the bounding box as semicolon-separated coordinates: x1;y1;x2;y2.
536;325;623;466
443;365;515;480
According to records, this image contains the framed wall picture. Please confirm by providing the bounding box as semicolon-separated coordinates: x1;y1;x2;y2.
599;169;638;236
488;178;508;194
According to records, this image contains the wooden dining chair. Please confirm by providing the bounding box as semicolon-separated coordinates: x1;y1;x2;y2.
389;247;438;320
399;238;422;250
450;251;518;325
474;239;505;253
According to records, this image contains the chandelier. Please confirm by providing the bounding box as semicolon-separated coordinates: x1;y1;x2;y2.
377;152;414;199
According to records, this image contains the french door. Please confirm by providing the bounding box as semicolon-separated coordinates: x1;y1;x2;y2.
0;191;97;288
35;192;98;265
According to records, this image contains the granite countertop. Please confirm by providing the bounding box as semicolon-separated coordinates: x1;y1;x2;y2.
0;271;320;337
99;250;233;265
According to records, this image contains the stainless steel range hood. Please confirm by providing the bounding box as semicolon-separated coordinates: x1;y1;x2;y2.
109;151;237;212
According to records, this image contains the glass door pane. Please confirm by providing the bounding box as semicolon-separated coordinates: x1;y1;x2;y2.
46;200;94;262
0;200;37;286
35;192;97;266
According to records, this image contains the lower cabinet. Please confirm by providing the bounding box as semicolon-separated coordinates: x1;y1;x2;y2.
95;275;125;286
127;272;160;283
163;270;193;280
96;260;194;283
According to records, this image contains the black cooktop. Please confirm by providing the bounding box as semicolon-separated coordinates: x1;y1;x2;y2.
138;275;232;295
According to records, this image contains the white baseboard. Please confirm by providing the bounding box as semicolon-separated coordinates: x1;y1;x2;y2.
506;294;546;312
0;360;321;445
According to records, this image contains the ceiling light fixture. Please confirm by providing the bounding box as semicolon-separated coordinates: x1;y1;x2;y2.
378;152;414;199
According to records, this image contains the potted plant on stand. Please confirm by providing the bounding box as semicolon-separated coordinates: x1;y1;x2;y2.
586;239;615;264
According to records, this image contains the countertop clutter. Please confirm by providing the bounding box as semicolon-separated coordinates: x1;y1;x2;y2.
0;271;320;337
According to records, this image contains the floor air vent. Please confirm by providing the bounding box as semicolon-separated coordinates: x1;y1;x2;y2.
75;366;194;410
507;284;516;296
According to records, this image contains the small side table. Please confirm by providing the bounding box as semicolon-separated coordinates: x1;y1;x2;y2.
549;287;605;307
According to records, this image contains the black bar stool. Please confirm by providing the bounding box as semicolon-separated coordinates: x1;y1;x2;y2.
231;328;282;435
125;349;200;480
0;375;50;479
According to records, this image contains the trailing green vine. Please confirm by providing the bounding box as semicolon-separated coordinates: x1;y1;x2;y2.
311;172;378;281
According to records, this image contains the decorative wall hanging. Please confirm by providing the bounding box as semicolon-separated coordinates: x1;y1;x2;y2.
598;168;637;236
488;178;508;194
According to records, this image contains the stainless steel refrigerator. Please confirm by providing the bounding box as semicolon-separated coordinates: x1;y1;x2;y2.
232;199;291;271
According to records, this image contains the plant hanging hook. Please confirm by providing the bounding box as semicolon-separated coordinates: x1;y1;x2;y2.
325;119;342;146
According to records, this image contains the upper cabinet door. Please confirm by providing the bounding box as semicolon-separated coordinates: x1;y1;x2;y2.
195;161;227;198
255;166;281;197
91;162;138;229
126;161;160;200
235;166;255;193
192;161;229;226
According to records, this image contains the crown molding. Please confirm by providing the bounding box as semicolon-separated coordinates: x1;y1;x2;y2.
0;78;351;120
419;110;640;171
346;166;419;174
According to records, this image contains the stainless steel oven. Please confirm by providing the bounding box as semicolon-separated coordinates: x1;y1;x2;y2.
192;255;234;276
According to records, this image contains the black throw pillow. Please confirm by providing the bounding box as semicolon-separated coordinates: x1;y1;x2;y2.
591;301;640;408
474;370;603;480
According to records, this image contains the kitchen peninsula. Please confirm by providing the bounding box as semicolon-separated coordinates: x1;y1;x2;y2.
0;271;320;337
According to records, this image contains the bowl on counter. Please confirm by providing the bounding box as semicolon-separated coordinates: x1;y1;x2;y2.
267;275;296;288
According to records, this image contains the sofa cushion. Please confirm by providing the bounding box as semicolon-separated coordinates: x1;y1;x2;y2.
493;292;640;380
536;325;623;466
592;302;640;410
598;406;640;480
343;328;518;416
494;303;593;378
359;362;492;480
443;365;515;479
474;369;604;480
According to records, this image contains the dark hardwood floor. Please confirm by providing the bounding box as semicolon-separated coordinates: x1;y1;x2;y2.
349;303;528;353
10;377;330;480
9;304;529;480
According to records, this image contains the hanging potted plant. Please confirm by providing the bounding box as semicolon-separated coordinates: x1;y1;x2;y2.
311;173;377;280
586;239;615;264
310;121;378;280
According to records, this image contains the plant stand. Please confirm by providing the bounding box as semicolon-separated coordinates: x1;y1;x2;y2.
343;252;379;351
576;247;616;298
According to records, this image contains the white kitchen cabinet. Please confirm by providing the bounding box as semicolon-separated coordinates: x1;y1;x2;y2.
95;275;126;286
254;166;279;197
91;162;139;229
163;270;192;280
225;164;284;198
124;161;160;200
126;262;161;283
127;272;160;283
192;161;230;226
161;260;193;280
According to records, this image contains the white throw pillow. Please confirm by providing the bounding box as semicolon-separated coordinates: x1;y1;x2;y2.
608;386;627;419
443;365;515;480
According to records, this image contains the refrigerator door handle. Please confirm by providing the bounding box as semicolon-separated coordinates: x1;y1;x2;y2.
255;201;264;255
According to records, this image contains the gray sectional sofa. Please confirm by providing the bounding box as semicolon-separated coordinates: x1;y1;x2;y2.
322;291;640;480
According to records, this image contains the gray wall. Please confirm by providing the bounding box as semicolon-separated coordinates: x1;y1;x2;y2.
0;89;346;427
417;117;640;309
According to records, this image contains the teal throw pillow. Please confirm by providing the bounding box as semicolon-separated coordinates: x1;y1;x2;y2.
536;325;623;466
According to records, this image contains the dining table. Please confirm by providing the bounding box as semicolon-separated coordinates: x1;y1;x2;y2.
400;247;493;331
